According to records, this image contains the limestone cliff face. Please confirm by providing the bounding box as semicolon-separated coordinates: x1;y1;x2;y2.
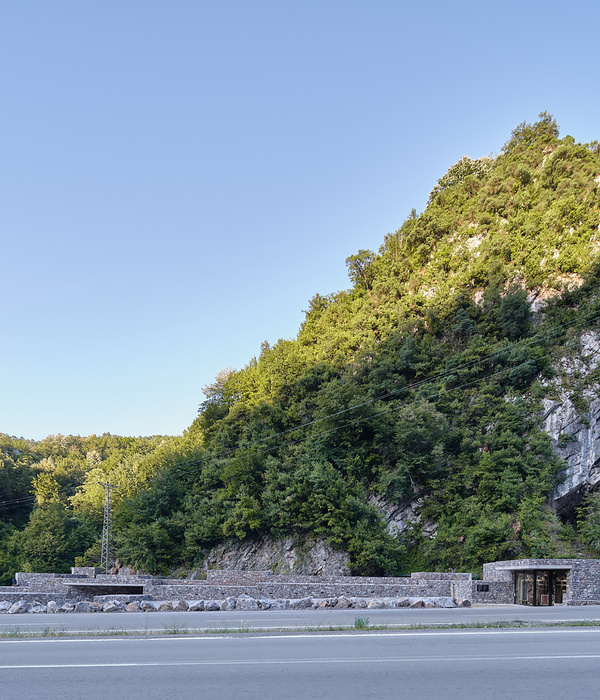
544;330;600;515
204;535;350;576
545;396;600;515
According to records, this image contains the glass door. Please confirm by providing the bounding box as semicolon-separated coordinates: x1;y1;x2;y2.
553;571;567;604
515;572;534;605
535;571;550;605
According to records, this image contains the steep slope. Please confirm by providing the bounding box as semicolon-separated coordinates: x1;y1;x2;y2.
4;114;600;580
108;114;600;576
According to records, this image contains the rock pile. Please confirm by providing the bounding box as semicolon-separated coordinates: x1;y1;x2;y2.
0;594;463;614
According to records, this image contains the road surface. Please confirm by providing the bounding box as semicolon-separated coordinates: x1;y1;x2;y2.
2;627;600;699
2;604;600;636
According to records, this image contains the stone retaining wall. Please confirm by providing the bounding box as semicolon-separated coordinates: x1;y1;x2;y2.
9;559;600;608
470;581;513;604
144;581;454;601
203;571;414;586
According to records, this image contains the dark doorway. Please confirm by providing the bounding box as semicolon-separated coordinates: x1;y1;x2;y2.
514;570;568;605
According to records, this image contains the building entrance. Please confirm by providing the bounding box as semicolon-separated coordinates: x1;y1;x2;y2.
514;570;567;605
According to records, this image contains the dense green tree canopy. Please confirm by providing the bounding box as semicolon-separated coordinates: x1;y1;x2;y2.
2;115;600;580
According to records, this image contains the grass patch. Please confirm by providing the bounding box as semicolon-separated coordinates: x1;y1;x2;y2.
163;621;190;635
354;616;370;630
3;618;600;639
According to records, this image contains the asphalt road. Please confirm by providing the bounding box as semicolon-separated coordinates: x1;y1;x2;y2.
2;627;600;699
2;604;600;635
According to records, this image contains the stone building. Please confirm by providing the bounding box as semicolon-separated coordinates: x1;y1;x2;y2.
473;559;600;606
3;559;600;610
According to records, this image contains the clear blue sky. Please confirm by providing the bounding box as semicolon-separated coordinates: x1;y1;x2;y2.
2;0;599;440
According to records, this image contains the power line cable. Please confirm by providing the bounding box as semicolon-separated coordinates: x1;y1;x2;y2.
0;495;37;508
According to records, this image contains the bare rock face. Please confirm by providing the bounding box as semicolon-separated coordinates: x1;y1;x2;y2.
543;331;600;515
204;535;350;576
545;396;600;513
368;494;423;536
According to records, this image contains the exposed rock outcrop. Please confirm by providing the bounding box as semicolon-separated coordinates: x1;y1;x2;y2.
544;330;600;515
204;535;350;576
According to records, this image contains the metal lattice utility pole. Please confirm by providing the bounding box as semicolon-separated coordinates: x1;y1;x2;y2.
99;482;116;574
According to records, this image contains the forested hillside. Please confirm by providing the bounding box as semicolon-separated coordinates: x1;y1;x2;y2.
3;113;600;580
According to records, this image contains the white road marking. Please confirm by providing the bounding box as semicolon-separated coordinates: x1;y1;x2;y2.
3;626;600;644
2;654;600;669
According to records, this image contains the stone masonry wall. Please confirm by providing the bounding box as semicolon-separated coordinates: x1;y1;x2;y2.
145;580;454;600
11;561;600;606
6;568;459;604
470;581;513;604
483;558;600;605
565;560;600;605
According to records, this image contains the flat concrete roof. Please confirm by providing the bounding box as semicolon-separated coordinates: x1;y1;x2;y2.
496;565;573;571
63;582;145;587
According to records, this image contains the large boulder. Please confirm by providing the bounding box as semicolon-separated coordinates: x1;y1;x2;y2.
315;598;337;608
29;602;47;614
75;601;92;613
270;599;291;610
8;600;30;614
290;597;314;610
157;601;174;612
140;600;156;612
237;594;259;611
204;600;220;611
220;596;237;611
103;600;125;613
0;601;12;613
335;596;353;609
431;597;457;608
187;600;205;612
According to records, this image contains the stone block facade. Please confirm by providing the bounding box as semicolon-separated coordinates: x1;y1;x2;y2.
5;559;600;609
483;558;600;605
1;567;471;606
